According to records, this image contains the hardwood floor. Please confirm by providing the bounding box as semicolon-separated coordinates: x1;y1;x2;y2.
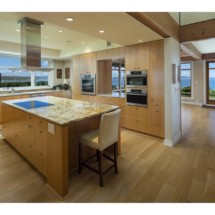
1;104;215;202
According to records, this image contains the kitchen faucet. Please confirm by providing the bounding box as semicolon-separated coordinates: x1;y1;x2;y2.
11;88;15;94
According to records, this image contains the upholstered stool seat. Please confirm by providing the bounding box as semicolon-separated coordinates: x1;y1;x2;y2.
78;109;121;187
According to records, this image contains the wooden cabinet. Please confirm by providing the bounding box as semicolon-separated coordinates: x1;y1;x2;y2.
148;40;164;102
125;43;149;71
73;55;81;94
96;47;125;60
73;93;81;100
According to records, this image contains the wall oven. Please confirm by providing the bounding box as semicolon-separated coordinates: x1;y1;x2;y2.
127;89;147;107
81;74;96;95
126;70;147;88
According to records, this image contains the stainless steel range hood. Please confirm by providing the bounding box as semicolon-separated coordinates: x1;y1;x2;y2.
9;17;54;72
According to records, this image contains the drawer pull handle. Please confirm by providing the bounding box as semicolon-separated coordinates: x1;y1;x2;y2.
28;145;32;148
151;98;153;100
137;67;139;69
156;104;159;106
136;108;138;110
3;113;6;114
38;121;42;124
28;116;31;119
28;125;32;128
133;67;135;69
3;126;6;128
15;135;18;137
38;131;42;134
156;124;158;126
14;119;17;121
38;153;42;156
156;111;159;112
136;120;138;122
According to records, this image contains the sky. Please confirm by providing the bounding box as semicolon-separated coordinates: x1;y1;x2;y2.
0;57;48;77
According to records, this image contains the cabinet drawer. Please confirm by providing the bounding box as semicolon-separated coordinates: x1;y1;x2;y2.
148;122;165;138
125;105;145;118
25;144;36;166
96;96;109;103
35;127;47;154
73;93;81;100
46;92;54;96
13;95;30;100
26;113;34;124
149;109;164;123
33;147;47;177
124;116;142;132
34;117;48;131
25;124;34;145
149;102;164;109
16;135;27;158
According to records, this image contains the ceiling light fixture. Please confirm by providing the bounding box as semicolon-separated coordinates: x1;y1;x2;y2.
16;29;20;32
66;41;71;43
44;36;48;38
99;30;105;33
82;42;84;44
58;30;63;33
138;40;143;43
66;18;73;21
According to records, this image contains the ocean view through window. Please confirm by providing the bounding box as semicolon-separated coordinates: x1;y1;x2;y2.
112;62;125;93
181;62;191;97
0;56;49;88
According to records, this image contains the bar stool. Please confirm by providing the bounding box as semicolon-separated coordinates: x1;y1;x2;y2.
78;109;121;187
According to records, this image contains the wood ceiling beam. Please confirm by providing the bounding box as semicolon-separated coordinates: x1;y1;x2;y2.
202;53;215;60
181;56;199;62
181;43;202;60
180;19;215;43
180;51;190;57
127;12;179;42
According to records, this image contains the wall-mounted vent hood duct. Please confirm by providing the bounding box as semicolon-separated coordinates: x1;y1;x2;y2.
9;17;54;72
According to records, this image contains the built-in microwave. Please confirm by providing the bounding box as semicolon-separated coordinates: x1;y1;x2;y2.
127;88;147;107
126;70;147;88
81;74;96;96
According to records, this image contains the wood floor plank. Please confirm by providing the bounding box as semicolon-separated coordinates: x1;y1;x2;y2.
0;104;215;202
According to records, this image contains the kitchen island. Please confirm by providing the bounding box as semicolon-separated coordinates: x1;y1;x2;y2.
1;96;120;199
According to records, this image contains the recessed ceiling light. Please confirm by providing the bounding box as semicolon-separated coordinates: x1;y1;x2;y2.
65;41;71;43
44;36;48;38
82;42;84;44
58;30;63;33
16;29;20;32
99;30;105;33
138;40;143;43
66;18;73;21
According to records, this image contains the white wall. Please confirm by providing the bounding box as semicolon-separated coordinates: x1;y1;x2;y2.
164;37;181;147
53;59;72;87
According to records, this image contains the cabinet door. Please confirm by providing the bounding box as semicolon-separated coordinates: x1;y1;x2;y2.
33;147;47;177
136;43;149;70
149;40;164;102
125;45;137;70
73;55;81;94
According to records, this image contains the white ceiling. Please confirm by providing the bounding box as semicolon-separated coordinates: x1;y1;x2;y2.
192;39;215;54
18;12;163;46
181;12;215;26
168;12;179;25
0;12;102;51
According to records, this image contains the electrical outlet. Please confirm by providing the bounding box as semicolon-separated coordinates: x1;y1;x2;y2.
48;123;55;134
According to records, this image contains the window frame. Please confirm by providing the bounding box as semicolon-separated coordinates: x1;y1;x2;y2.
112;62;125;93
180;62;192;98
0;54;53;91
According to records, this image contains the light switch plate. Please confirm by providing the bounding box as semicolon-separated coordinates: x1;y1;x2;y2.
48;123;55;134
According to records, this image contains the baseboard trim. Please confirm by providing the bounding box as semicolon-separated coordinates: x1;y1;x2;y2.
181;101;203;106
164;131;182;147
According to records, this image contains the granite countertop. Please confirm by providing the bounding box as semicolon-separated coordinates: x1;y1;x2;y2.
98;92;125;99
0;89;71;97
2;96;120;126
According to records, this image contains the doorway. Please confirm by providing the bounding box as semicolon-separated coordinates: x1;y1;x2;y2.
206;61;215;105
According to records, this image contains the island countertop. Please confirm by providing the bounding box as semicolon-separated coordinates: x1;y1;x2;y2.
2;96;120;126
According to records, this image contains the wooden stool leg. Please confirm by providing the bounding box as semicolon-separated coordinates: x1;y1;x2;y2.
98;151;103;187
79;142;82;174
97;150;99;162
114;142;118;174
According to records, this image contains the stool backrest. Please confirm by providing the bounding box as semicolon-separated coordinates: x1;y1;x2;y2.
98;109;121;151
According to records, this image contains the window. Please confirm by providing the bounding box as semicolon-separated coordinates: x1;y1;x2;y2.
112;62;125;93
0;56;50;89
181;62;191;97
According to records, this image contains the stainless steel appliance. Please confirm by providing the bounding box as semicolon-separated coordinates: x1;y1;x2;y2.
81;74;96;95
126;89;147;107
126;70;147;88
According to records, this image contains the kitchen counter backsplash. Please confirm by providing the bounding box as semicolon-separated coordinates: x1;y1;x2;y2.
0;89;71;97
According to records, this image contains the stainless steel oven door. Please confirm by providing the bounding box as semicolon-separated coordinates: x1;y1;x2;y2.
81;74;96;95
126;89;147;107
126;70;147;88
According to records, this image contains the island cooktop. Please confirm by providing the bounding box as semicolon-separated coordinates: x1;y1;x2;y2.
13;100;54;109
